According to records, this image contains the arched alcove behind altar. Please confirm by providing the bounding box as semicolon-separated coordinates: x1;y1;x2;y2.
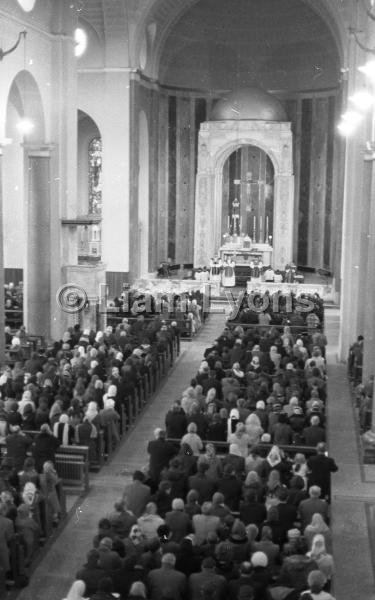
194;121;294;271
222;145;274;244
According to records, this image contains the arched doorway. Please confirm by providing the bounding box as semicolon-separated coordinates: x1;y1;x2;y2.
138;110;149;276
222;145;274;244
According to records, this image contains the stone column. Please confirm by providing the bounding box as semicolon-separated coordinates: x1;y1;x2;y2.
23;145;53;340
273;175;294;271
0;146;6;363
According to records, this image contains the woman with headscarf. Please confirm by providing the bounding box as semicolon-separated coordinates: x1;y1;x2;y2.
18;390;35;415
39;460;61;523
197;442;222;479
269;346;281;370
243;470;265;503
99;397;121;444
304;514;332;553
127;581;148;600
245;412;264;445
49;398;63;427
259;445;291;484
265;469;282;509
228;422;251;458
63;579;88;600
292;453;308;489
306;534;334;585
181;422;203;456
53;414;75;446
181;387;197;415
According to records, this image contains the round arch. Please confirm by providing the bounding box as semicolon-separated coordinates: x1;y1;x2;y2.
6;69;45;143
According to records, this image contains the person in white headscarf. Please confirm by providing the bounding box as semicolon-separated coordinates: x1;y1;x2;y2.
53;414;74;446
99;397;120;443
63;580;88;600
18;390;35;414
245;412;264;445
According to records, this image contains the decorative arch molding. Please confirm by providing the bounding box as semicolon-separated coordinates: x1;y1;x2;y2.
193;120;294;270
133;0;347;80
5;69;45;143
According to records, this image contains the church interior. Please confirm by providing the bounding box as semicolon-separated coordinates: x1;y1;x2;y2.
1;0;375;599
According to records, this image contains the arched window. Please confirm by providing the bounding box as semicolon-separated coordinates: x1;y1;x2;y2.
88;137;102;216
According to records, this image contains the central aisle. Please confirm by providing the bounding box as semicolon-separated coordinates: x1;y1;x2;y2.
16;314;227;600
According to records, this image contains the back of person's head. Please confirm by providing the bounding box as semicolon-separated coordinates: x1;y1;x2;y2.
307;569;326;593
186;489;199;504
309;485;321;499
316;442;326;454
133;470;145;482
161;552;176;567
239;561;252;575
212;492;225;505
145;502;157;515
172;498;184;511
277;487;288;502
201;501;212;515
129;581;147;599
250;551;268;568
310;415;320;426
98;518;111;531
187;422;198;434
202;556;216;570
261;526;273;541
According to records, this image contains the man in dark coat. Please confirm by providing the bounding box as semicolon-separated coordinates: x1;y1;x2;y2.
5;426;32;471
147;552;187;600
147;429;177;488
165;403;187;439
32;423;61;472
307;442;338;501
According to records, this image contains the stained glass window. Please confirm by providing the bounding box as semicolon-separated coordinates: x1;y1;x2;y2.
88;137;102;216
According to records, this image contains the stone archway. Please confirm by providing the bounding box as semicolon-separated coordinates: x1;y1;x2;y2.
194;120;294;270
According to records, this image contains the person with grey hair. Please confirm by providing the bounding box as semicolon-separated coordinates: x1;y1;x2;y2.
192;501;220;545
147;429;177;489
137;502;165;541
147;553;187;600
181;422;203;456
32;423;61;472
302;416;326;447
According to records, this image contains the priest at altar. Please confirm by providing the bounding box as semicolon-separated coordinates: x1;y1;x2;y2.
222;258;236;287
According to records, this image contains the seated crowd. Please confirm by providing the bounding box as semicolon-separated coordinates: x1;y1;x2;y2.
0;315;178;585
66;317;338;600
108;289;205;337
232;292;324;333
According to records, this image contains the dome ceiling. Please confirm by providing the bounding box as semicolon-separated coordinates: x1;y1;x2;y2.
159;0;340;93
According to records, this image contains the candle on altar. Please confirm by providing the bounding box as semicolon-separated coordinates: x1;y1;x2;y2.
266;216;269;241
253;216;256;229
227;215;230;229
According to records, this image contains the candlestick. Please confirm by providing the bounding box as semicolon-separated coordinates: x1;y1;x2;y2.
227;215;230;230
266;216;269;242
259;216;263;244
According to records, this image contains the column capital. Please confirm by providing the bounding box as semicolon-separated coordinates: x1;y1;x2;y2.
22;143;55;157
